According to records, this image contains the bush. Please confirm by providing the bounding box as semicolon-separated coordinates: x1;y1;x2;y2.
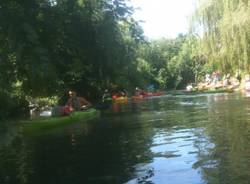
0;92;29;120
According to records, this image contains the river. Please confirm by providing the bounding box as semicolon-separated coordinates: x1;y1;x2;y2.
0;93;250;184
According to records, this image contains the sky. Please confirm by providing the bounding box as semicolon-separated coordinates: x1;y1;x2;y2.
129;0;196;39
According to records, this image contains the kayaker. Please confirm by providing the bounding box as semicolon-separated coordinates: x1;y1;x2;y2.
66;91;92;111
135;87;141;95
205;73;211;84
120;91;127;97
111;88;127;99
236;71;242;83
135;87;145;96
186;84;194;91
223;73;231;86
102;89;111;102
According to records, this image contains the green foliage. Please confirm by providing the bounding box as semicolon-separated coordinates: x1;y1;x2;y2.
2;0;234;119
192;0;250;74
0;0;144;118
0;91;29;120
135;35;200;90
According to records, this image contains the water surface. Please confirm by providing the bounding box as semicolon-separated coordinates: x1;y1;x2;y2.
0;93;250;184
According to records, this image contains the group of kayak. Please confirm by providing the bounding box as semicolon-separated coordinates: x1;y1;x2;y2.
23;84;239;135
102;87;164;103
22;88;164;134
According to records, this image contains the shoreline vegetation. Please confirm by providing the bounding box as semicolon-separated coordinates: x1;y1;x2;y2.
1;0;250;120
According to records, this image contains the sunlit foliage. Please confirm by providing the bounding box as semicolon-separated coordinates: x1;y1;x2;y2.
193;0;250;74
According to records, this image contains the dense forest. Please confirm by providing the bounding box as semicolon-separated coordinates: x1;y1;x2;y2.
0;0;249;119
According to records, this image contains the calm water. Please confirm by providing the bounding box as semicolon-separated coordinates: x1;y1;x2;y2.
0;93;250;184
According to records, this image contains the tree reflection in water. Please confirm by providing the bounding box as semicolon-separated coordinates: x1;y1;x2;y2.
0;93;250;184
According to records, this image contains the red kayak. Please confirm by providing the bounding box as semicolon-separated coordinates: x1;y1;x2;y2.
132;92;163;99
143;92;163;97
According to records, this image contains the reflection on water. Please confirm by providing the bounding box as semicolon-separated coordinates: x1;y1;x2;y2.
0;93;250;184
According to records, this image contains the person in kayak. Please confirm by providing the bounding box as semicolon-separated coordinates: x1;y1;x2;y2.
102;89;111;102
66;91;92;111
110;85;127;99
135;87;149;97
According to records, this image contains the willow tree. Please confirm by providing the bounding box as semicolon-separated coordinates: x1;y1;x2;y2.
193;0;250;74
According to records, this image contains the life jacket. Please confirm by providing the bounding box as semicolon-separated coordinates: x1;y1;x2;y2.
61;106;72;116
52;106;72;117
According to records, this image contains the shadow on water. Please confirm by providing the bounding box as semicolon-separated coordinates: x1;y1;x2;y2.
0;93;250;184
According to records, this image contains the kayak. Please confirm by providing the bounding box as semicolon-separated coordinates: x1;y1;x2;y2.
132;95;144;100
132;92;164;100
102;97;113;103
22;108;100;135
141;92;163;97
113;96;128;103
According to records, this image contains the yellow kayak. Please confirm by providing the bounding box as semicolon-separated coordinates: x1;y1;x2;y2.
113;96;128;103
